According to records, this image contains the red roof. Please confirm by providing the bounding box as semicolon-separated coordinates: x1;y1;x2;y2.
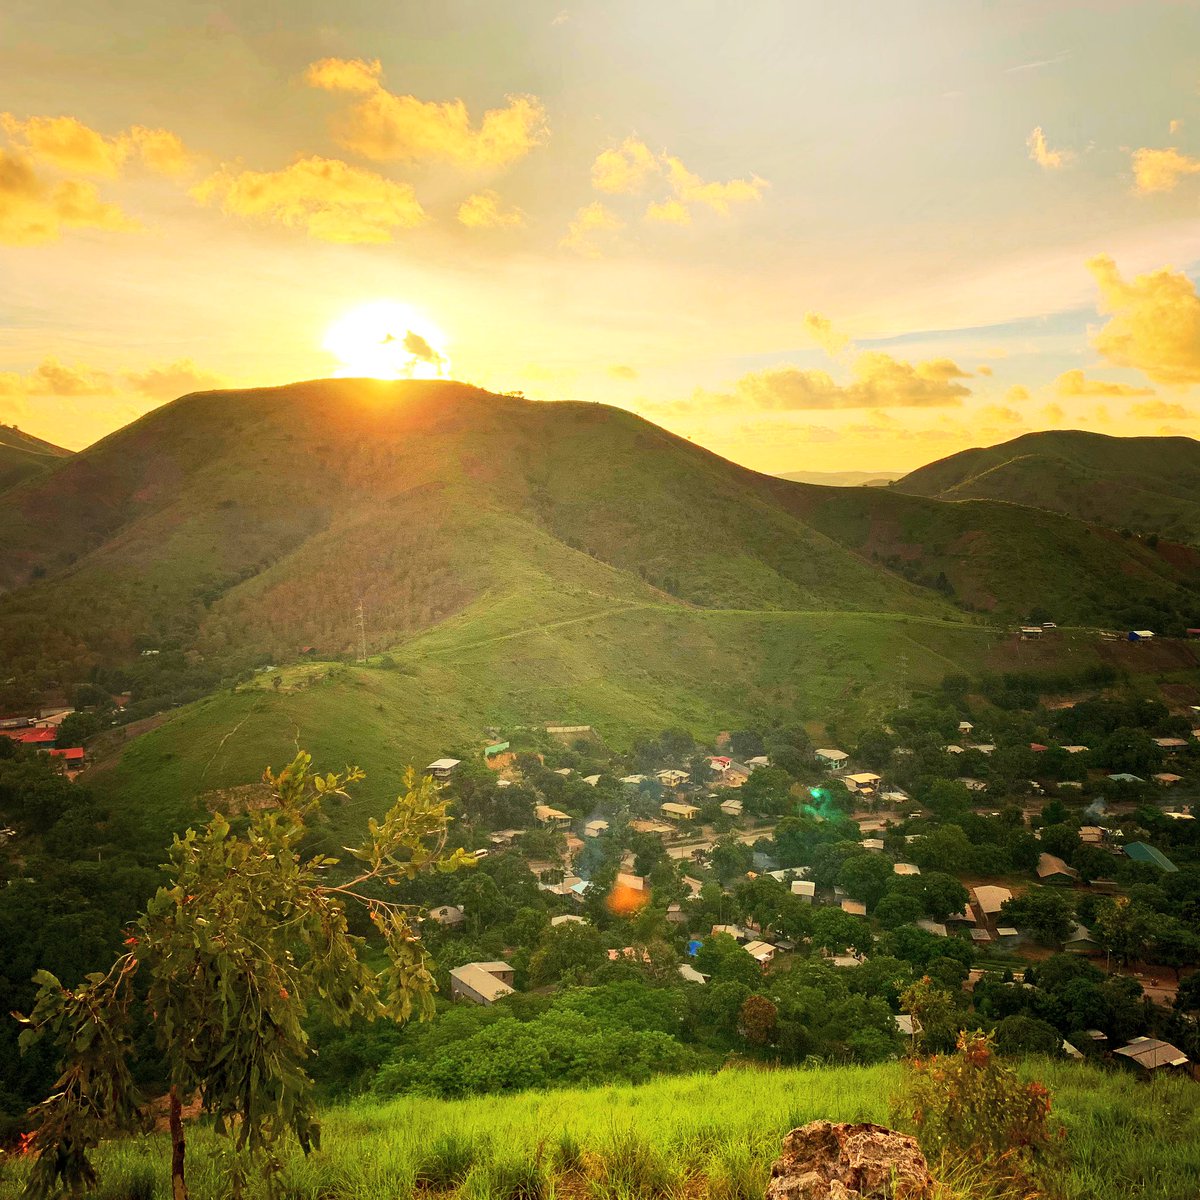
19;728;57;745
49;747;84;761
1030;743;1049;752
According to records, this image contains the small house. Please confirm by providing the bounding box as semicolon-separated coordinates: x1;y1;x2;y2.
661;801;700;821
1127;630;1155;641
678;963;707;984
720;797;744;817
584;819;609;838
860;837;885;852
893;862;921;876
1153;737;1189;751
551;914;585;927
916;920;948;938
1036;852;1079;884
842;771;882;794
815;748;849;769
1154;773;1183;786
791;879;816;904
534;804;572;828
973;885;1012;916
958;720;974;734
840;899;867;917
1064;922;1099;954
1123;842;1178;872
449;962;515;1006
1020;627;1043;639
746;755;770;768
743;939;777;966
428;904;465;928
656;769;690;788
426;757;462;782
1114;1037;1189;1076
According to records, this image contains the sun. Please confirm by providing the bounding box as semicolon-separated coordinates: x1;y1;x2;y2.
322;301;451;381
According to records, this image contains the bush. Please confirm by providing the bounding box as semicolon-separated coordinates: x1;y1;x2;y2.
414;1131;485;1189
893;1031;1063;1190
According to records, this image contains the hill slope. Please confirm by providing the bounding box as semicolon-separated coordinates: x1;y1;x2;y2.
0;425;70;493
894;429;1200;545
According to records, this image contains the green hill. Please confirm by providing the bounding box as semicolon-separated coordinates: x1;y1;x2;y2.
893;429;1200;546
2;1060;1195;1200
0;425;70;493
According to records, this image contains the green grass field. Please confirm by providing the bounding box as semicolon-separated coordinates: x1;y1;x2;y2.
2;1060;1196;1200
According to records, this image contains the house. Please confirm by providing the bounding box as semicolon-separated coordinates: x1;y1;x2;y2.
1188;628;1200;640
916;920;948;938
746;755;770;768
1154;773;1183;786
661;801;700;821
893;862;921;876
428;904;465;928
620;774;647;786
615;872;647;892
968;744;996;755
1079;825;1107;844
48;747;85;768
449;962;515;1006
628;818;674;835
944;744;966;755
1020;626;1043;639
791;879;816;904
666;902;687;925
584;819;609;838
743;939;776;966
947;904;976;925
426;757;461;782
894;1013;918;1038
958;777;987;792
712;923;750;942
1114;1037;1189;1075
489;829;522;847
1123;842;1178;872
656;769;690;788
1030;743;1048;753
970;928;993;944
841;772;881;797
1063;745;1089;755
1153;737;1189;751
1037;852;1079;884
815;748;849;769
724;761;753;784
534;805;572;828
995;927;1022;945
552;767;573;777
1062;1040;1085;1061
720;797;744;818
973;885;1012;916
1127;630;1155;641
881;789;909;806
8;727;57;747
958;720;974;734
1107;773;1145;784
860;838;885;853
583;774;601;786
1064;922;1099;954
551;914;586;927
840;899;867;917
708;756;732;773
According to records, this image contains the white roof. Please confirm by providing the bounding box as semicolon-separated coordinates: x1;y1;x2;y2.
791;880;816;896
893;862;921;876
743;940;776;961
450;963;514;1002
973;885;1012;914
551;914;585;926
678;963;707;984
427;758;461;770
815;748;848;760
845;772;881;784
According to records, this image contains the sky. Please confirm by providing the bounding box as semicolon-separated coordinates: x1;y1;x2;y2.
3;0;1200;473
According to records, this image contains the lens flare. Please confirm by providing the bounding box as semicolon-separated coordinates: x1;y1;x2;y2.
323;301;451;380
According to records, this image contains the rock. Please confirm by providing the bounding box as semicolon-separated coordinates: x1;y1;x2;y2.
766;1121;935;1200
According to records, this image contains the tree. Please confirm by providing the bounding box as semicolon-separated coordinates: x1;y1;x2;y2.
1093;896;1155;966
836;853;894;909
737;994;778;1046
15;753;472;1199
527;922;606;986
994;1014;1062;1057
709;834;753;883
999;889;1075;946
899;976;960;1054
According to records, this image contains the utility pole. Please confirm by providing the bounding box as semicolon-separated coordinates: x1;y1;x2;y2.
356;600;367;664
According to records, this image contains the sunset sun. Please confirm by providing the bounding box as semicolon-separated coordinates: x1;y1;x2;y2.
322;301;450;380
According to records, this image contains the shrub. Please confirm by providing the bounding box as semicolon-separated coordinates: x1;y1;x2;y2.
462;1153;548;1200
893;1031;1063;1190
414;1131;484;1189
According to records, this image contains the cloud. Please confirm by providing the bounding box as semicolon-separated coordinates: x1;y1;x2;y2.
802;313;849;356
192;156;426;243
644;198;691;225
1087;254;1200;386
401;330;442;368
124;359;224;399
1027;126;1071;169
0;149;136;244
1170;119;1182;136
25;358;112;395
559;201;623;257
1;114;193;178
1131;146;1200;195
592;137;660;194
1042;402;1065;423
1005;385;1030;403
1129;400;1195;420
1054;368;1154;398
683;351;971;413
981;404;1022;424
306;58;547;168
608;364;637;380
589;137;768;221
976;365;993;376
457;189;524;229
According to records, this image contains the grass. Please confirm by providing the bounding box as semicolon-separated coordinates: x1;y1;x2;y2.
2;1061;1197;1200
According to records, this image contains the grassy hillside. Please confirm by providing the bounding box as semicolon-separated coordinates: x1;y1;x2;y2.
0;425;69;494
894;429;1200;546
2;1060;1196;1200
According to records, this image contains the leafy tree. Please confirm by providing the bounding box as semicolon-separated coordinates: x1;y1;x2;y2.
1093;896;1155;966
836;853;894;909
15;754;471;1200
994;1014;1063;1057
1039;824;1081;863
999;889;1075;947
737;994;778;1046
899;976;960;1054
709;834;753;883
810;907;872;956
527;922;607;986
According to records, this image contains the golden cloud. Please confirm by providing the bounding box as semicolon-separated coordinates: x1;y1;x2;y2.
193;156;426;243
592;137;659;194
981;404;1022;424
1087;254;1200;386
0;148;136;245
1042;402;1065;423
802;313;849;356
559;201;623;257
976;365;993;376
1054;368;1153;398
1;114;193;178
1027;126;1070;169
457;189;525;229
1129;400;1195;420
306;57;547;168
1005;385;1030;403
688;351;971;412
124;359;224;399
644;198;690;225
663;155;767;215
608;364;637;380
1131;146;1200;195
25;358;112;395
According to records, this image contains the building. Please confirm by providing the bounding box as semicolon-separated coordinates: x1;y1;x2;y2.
584;819;609;838
1123;842;1178;872
860;838;885;853
1036;852;1079;884
893;862;921;876
48;747;84;768
815;748;849;769
661;801;700;821
842;771;882;794
449;962;515;1006
958;720;974;734
1154;773;1183;786
1107;773;1145;784
1064;922;1099;954
534;804;572;828
656;769;690;788
1153;737;1189;751
720;797;744;818
678;963;707;984
1114;1037;1189;1075
428;904;465;928
743;939;776;966
973;885;1012;916
1079;826;1106;845
916;920;948;938
791;879;816;904
1063;744;1089;755
894;1014;918;1038
426;757;461;782
615;872;646;893
746;755;770;768
1127;630;1155;641
708;755;731;773
840;899;867;917
1019;626;1043;639
551;914;585;927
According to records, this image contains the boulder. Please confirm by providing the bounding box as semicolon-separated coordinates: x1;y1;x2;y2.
766;1121;935;1200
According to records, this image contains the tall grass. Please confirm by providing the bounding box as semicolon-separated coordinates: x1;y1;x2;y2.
2;1060;1197;1200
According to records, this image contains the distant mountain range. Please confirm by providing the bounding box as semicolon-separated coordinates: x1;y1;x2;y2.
893;429;1200;546
0;425;70;493
775;469;901;487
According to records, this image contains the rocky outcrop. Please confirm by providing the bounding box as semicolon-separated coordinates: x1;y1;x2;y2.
766;1121;935;1200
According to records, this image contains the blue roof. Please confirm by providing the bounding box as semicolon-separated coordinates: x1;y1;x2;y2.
1124;842;1178;872
687;940;703;957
